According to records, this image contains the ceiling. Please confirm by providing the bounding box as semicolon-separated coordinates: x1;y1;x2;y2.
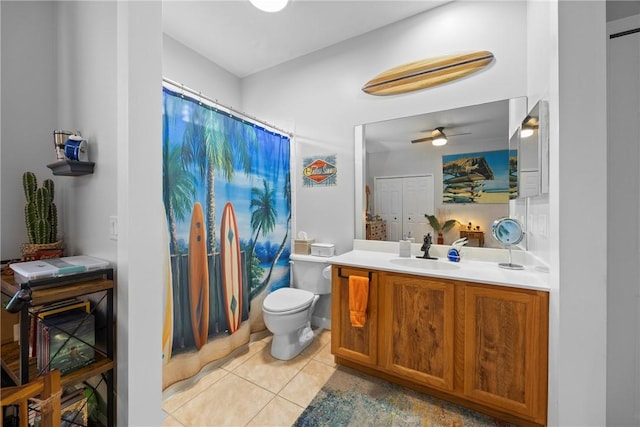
364;99;510;154
162;0;449;78
162;1;635;151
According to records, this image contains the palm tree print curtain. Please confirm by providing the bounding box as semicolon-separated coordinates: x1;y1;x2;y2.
162;86;291;372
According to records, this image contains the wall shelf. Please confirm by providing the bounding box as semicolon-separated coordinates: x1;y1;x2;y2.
47;159;95;176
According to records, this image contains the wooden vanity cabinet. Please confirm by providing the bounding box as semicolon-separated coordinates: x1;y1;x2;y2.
331;266;378;366
464;284;548;423
379;274;456;392
331;266;549;426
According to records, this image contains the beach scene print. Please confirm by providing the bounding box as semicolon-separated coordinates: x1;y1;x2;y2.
442;150;509;204
162;86;291;388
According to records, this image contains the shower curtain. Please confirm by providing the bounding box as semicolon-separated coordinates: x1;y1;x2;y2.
162;85;291;389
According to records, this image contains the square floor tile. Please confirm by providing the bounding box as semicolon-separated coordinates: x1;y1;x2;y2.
163;368;229;414
312;340;335;367
246;396;305;427
232;344;309;393
171;373;275;426
278;359;336;408
162;413;185;426
221;339;268;372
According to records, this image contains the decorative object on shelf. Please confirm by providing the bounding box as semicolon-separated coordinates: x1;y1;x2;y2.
492;217;525;270
64;134;89;162
425;209;458;244
47;130;95;176
21;171;62;260
361;51;494;96
53;130;74;160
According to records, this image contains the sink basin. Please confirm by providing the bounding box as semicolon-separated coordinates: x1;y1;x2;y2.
388;257;461;270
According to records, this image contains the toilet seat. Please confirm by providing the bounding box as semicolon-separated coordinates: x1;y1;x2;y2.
263;288;315;314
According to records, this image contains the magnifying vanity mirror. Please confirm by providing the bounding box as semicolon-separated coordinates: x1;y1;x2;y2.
355;97;528;250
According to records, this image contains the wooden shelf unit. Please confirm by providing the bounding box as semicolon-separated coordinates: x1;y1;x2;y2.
1;268;115;426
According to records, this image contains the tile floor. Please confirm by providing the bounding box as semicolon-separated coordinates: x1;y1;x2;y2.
162;330;335;427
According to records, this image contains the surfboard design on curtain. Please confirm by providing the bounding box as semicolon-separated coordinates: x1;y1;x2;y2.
161;85;291;389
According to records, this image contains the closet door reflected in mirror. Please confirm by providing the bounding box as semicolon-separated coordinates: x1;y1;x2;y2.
374;175;434;241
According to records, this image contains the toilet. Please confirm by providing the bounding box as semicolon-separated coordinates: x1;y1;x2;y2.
262;256;332;360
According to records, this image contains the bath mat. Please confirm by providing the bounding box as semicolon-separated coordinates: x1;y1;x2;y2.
293;366;514;427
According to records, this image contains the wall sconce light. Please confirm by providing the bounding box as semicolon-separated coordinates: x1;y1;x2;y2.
520;116;538;138
250;0;289;12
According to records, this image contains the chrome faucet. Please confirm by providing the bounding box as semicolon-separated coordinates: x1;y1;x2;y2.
418;233;437;260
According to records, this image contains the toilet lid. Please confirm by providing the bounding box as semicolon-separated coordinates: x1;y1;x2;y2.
263;288;315;313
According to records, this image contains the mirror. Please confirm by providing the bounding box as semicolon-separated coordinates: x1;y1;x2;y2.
355;97;528;249
509;99;549;199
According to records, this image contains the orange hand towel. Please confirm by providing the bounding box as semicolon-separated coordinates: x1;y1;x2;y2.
349;275;369;327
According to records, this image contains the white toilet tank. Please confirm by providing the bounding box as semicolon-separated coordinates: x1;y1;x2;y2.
289;254;332;329
290;255;331;294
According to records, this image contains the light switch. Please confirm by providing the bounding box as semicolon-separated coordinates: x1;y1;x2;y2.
109;215;118;240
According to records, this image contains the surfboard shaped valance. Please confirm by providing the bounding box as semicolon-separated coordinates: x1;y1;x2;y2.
362;51;494;96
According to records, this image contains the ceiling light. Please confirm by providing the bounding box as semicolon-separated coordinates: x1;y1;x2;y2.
250;0;289;12
431;127;448;146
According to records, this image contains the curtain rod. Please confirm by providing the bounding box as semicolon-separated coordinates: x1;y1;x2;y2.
610;27;640;39
162;77;293;138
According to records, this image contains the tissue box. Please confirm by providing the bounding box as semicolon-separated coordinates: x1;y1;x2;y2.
294;239;315;255
310;243;335;257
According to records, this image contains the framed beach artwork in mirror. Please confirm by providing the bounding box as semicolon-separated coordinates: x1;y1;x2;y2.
442;149;510;204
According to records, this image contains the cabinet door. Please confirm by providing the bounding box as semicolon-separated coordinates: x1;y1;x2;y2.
464;285;548;422
380;274;455;391
331;266;377;366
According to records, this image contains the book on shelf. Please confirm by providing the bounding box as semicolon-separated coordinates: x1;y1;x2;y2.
28;298;90;358
37;309;95;375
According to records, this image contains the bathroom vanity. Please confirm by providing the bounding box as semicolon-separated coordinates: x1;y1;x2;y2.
329;243;549;426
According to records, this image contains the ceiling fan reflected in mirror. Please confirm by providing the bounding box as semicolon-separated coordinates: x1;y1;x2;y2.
411;127;472;146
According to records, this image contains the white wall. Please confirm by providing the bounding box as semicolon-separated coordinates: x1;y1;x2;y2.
0;1;58;260
163;34;241;107
116;2;164;425
240;1;527;256
55;1;118;262
607;13;640;427
552;2;608;425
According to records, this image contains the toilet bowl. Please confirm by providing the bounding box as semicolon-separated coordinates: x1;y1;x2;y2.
262;256;332;360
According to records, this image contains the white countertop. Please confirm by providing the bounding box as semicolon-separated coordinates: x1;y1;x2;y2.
326;241;550;292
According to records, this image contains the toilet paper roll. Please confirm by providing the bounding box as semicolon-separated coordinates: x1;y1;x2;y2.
322;265;332;279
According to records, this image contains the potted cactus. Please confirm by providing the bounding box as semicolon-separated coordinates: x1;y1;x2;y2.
21;171;62;259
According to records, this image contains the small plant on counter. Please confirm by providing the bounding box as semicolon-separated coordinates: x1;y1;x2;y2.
425;209;458;244
23;171;58;244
